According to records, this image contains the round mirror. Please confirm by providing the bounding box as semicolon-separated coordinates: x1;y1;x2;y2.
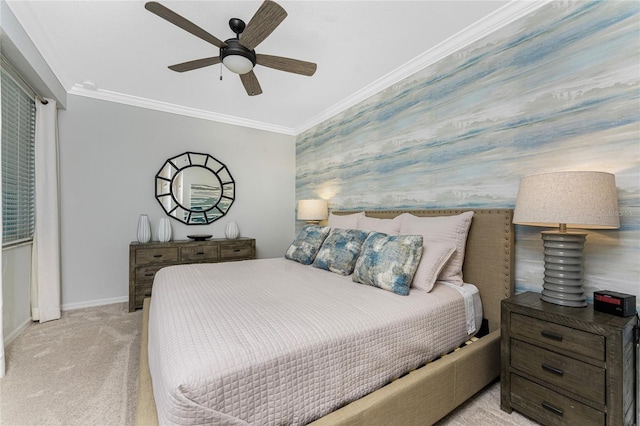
155;152;235;225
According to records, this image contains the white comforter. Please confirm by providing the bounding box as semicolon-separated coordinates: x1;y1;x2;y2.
148;258;471;425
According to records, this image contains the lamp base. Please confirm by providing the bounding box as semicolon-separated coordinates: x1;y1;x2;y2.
540;230;587;307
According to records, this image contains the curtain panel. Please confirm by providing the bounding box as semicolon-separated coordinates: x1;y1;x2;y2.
31;99;61;323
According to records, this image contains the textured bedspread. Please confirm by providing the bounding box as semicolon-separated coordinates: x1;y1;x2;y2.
148;258;470;425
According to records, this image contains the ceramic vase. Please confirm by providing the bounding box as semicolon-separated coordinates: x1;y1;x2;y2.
157;218;172;242
137;214;151;243
225;221;239;239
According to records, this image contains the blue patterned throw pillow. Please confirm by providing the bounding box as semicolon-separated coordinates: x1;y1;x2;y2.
353;233;424;296
285;225;331;265
312;228;370;275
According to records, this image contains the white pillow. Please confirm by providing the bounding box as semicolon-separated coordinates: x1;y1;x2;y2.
328;211;364;229
357;216;401;235
411;242;456;292
398;211;474;285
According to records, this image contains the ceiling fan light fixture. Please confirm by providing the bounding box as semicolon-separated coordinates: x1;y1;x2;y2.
220;39;256;75
222;55;254;74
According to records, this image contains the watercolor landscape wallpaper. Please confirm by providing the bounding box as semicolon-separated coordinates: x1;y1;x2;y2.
296;0;639;307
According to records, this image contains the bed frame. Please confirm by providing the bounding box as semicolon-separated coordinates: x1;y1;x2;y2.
136;209;514;426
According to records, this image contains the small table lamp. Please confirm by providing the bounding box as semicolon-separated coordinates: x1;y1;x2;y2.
513;171;620;307
297;199;328;224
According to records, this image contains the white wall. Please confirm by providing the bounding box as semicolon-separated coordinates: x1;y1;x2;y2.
1;244;31;343
58;95;296;309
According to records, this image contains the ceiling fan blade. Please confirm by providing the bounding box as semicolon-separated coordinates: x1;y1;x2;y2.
168;57;221;72
145;2;226;49
240;0;287;50
256;54;317;76
240;71;263;96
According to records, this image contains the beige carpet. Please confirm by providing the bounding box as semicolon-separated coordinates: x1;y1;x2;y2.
1;302;538;425
0;303;141;426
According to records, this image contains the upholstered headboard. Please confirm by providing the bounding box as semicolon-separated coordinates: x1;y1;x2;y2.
333;209;515;331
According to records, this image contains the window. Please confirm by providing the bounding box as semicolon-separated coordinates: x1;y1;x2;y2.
1;66;36;246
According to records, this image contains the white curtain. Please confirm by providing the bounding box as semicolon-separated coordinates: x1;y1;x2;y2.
31;98;61;323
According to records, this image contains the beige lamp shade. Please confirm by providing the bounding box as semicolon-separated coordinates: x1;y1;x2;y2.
297;199;328;222
513;171;620;230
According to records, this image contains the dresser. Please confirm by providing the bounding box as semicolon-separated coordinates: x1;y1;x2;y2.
501;292;637;425
129;238;255;312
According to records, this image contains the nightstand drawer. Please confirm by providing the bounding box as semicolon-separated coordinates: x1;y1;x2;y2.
511;339;605;404
220;242;253;259
511;313;604;361
510;374;605;426
135;247;179;265
180;245;219;262
135;265;167;283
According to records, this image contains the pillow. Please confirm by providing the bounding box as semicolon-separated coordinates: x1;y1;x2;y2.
411;242;456;292
398;211;474;285
312;228;370;275
285;225;330;265
357;216;401;235
328;212;365;229
353;233;423;296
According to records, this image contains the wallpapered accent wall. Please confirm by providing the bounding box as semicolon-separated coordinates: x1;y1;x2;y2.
296;0;639;306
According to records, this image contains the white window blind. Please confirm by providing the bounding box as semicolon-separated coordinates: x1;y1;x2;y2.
1;68;36;246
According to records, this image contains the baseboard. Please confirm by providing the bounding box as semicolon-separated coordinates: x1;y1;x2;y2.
61;295;128;311
3;318;32;347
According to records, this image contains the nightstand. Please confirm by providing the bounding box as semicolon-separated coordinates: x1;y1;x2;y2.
128;238;255;311
501;292;638;425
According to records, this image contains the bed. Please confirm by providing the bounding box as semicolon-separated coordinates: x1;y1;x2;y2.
136;209;514;425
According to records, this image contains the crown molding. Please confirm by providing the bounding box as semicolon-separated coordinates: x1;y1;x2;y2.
68;85;297;135
293;0;550;135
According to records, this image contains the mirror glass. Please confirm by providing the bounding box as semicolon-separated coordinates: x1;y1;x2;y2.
155;152;235;225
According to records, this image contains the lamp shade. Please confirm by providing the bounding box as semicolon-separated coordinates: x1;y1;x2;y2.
513;171;620;230
297;199;328;221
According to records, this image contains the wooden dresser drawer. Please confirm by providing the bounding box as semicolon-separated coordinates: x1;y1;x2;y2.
135;265;167;284
511;312;604;361
135;284;153;308
510;374;605;426
220;242;254;259
135;247;179;265
511;339;605;404
180;245;219;262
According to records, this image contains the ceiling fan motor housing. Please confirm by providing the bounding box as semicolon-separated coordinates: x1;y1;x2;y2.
220;39;257;73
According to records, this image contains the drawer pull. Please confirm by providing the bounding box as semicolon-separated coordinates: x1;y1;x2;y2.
542;363;564;376
144;273;154;277
541;330;563;341
542;401;563;417
196;251;205;255
233;249;241;252
153;254;163;258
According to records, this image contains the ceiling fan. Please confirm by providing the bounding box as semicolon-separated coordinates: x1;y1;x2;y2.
145;0;317;96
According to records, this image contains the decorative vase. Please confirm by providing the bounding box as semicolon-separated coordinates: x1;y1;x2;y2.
137;214;151;243
157;218;172;242
225;221;239;239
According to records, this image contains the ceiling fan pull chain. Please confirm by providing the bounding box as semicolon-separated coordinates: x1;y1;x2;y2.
220;63;223;81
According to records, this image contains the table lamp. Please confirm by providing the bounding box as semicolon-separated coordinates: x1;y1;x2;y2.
297;200;328;224
513;171;620;307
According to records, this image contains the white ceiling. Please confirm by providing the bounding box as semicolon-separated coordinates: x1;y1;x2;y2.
6;1;541;134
